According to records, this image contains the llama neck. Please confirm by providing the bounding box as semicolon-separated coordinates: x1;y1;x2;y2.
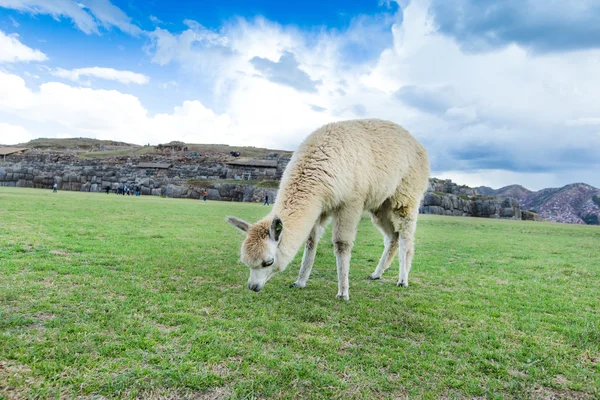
272;195;322;270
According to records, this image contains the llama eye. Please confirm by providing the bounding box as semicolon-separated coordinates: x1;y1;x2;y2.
262;259;274;268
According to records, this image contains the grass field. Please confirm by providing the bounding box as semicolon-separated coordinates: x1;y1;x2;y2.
1;188;599;399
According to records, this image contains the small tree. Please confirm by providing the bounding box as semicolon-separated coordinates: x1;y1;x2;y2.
582;214;599;225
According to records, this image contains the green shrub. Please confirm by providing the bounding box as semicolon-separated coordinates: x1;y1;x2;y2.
582;214;600;225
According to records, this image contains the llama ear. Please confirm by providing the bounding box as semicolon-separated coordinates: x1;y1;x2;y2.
270;217;283;242
226;216;250;233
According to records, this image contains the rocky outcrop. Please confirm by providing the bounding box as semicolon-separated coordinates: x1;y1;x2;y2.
521;210;542;221
419;192;521;220
428;178;477;197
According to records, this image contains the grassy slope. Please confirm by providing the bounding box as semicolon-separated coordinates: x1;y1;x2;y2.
0;188;598;399
184;144;292;158
77;147;155;159
21;138;137;149
18;138;292;160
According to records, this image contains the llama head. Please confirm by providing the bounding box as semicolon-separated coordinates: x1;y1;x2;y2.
227;215;284;292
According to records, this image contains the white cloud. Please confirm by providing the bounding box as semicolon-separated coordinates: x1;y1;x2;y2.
82;0;142;36
0;69;333;149
160;80;178;89
444;106;478;123
0;122;33;144
0;0;142;35
0;70;231;145
52;67;150;85
565;118;600;127
139;0;600;186
1;0;599;188
0;30;47;63
149;15;162;25
24;71;40;79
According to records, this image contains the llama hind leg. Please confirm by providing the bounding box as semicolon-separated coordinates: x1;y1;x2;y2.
291;218;327;288
368;231;399;280
397;214;417;287
368;203;398;280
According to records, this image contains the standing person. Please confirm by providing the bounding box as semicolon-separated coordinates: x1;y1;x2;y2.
135;185;140;196
203;190;207;202
123;185;126;196
264;193;269;206
53;183;58;193
105;186;110;194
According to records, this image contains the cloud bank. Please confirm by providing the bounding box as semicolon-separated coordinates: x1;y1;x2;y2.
1;0;600;189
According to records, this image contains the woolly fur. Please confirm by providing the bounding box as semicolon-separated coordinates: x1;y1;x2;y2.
229;119;430;298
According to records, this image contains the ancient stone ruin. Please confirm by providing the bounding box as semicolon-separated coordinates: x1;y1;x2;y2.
419;178;522;220
0;148;524;220
0;148;285;204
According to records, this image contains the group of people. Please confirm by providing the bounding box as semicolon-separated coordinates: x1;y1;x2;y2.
106;184;140;196
51;183;270;204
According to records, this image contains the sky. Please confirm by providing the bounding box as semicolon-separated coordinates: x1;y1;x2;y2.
0;0;599;190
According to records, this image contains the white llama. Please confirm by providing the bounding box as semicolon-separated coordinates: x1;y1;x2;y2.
227;119;430;300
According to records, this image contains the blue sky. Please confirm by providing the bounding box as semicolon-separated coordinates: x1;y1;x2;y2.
0;0;600;190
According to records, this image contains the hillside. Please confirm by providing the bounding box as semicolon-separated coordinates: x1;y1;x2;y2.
495;185;533;201
22;137;139;150
480;182;600;225
475;184;533;203
15;137;292;161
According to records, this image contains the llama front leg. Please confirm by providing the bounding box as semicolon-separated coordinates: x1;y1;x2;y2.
291;223;324;288
333;207;362;301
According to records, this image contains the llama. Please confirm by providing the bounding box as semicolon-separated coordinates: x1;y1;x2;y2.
227;119;430;300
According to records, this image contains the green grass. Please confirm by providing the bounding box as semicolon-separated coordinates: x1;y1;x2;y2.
18;138;291;160
183;144;292;158
77;147;154;159
21;138;136;149
1;188;599;399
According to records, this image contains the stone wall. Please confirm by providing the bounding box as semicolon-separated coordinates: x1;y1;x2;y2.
419;192;521;220
226;166;278;180
225;155;290;181
0;154;521;219
153;181;277;203
0;155;278;203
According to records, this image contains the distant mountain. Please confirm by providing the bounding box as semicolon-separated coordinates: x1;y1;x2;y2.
496;185;534;201
475;184;533;202
477;183;600;225
474;186;496;196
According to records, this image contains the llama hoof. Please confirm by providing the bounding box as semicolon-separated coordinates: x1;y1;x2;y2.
396;280;409;287
336;293;350;301
368;273;381;280
289;281;306;288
